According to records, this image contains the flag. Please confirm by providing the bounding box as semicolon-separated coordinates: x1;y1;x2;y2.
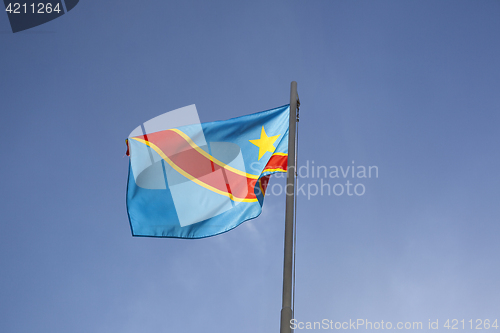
126;104;289;238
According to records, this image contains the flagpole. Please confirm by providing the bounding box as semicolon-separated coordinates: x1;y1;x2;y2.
280;81;298;333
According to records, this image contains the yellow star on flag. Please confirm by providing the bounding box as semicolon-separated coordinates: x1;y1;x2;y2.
249;126;280;160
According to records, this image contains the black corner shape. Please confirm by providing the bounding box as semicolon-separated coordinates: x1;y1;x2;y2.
3;0;79;33
64;0;78;12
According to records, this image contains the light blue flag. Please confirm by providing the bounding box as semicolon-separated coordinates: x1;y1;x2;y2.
126;104;289;238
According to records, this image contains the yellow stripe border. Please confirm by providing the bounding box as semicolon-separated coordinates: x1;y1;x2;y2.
131;137;258;203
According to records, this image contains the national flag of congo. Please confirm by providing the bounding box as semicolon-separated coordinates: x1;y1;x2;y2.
126;104;289;238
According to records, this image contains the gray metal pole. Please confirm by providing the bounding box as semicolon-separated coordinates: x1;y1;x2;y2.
280;81;298;333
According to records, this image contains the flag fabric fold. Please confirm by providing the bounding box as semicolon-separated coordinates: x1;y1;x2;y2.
126;104;289;238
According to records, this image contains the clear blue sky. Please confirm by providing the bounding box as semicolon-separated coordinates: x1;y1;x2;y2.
1;1;500;332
